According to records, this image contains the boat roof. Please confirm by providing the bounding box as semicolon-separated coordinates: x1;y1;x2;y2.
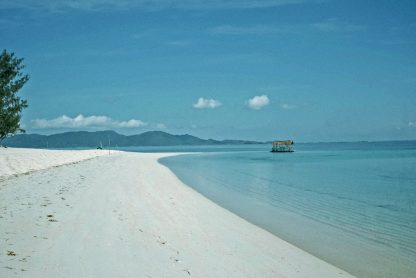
272;140;294;145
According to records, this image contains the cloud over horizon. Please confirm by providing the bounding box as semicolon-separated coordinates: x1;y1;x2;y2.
30;114;147;129
155;123;167;129
193;97;222;109
281;103;296;110
247;95;270;110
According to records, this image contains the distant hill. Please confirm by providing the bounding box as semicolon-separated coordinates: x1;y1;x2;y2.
3;130;263;148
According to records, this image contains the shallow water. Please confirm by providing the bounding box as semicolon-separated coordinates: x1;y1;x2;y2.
155;142;416;277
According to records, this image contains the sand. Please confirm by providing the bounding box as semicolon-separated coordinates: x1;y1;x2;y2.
0;148;111;180
0;148;353;277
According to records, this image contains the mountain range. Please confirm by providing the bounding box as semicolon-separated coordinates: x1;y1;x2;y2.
3;130;263;148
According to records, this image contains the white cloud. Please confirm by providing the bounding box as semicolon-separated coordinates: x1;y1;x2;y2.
116;119;146;128
281;103;296;110
164;40;192;46
155;123;167;129
311;19;366;32
247;95;270;110
209;24;294;35
0;0;314;12
30;114;147;129
193;97;222;109
210;19;366;36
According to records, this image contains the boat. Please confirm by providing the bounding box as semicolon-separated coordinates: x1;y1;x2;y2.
271;140;294;152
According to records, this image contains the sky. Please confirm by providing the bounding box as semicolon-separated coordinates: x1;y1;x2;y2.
1;0;416;142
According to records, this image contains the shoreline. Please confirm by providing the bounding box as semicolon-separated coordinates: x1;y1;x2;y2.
0;148;353;277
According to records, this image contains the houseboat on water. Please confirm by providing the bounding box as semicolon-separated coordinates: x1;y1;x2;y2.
271;140;294;152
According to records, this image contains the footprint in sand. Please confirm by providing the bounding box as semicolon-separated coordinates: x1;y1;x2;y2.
47;214;58;222
170;256;181;263
156;236;167;246
117;213;124;221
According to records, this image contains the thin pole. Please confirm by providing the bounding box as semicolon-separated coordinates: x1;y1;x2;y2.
108;136;111;155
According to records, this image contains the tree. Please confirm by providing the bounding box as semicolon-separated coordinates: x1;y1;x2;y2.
0;50;29;145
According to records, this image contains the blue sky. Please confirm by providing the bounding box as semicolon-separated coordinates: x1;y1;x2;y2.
1;0;416;142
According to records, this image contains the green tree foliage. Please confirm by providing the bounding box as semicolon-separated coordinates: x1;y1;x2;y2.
0;50;29;144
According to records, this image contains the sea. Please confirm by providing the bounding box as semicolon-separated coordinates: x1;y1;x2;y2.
124;142;416;277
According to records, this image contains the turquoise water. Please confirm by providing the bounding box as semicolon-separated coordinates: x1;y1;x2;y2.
155;142;416;277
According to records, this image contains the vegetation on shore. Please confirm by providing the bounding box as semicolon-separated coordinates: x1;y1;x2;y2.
0;50;29;145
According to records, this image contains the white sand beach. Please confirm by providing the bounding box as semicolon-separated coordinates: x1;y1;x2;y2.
0;148;110;180
0;148;353;277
